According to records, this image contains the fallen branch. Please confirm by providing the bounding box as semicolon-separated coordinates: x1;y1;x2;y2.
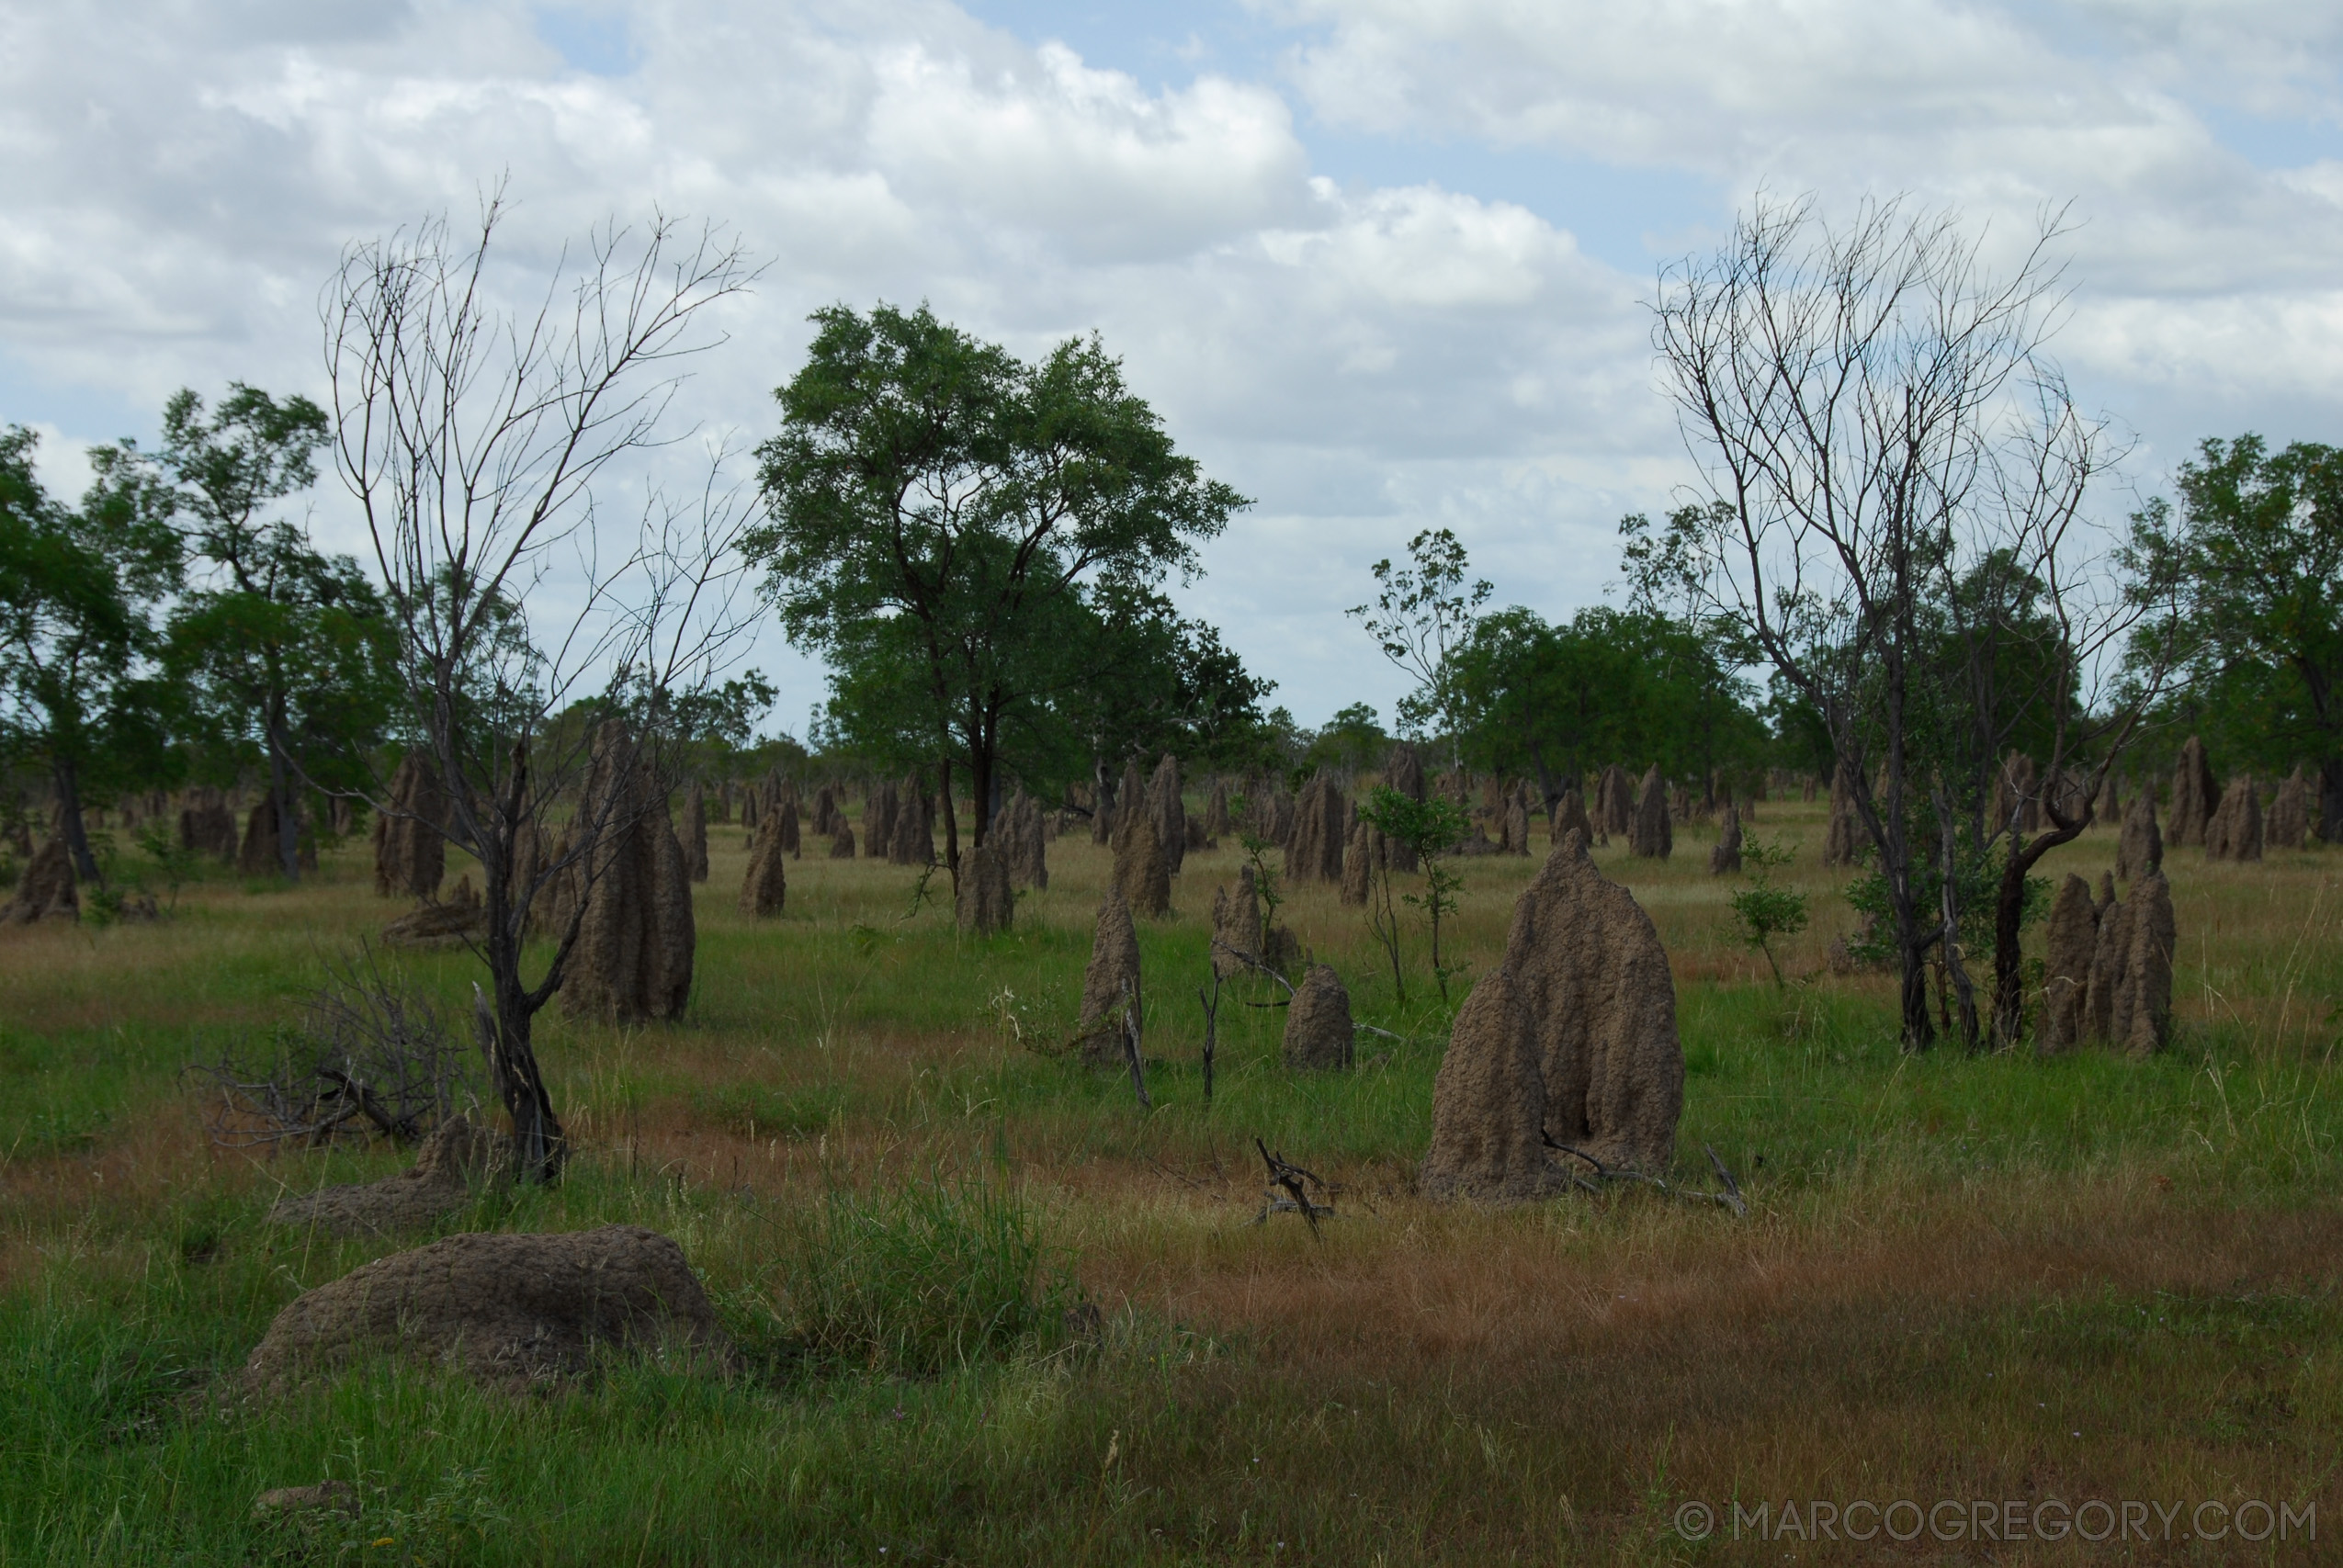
1541;1131;1748;1216
1250;1138;1333;1238
1210;935;1296;998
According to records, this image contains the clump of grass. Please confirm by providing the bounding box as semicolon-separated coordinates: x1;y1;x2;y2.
770;1179;1077;1375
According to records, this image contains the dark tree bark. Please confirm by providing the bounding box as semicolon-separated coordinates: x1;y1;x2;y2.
51;757;99;884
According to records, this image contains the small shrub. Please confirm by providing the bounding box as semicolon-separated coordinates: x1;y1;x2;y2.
187;944;481;1149
773;1180;1076;1376
1727;834;1809;987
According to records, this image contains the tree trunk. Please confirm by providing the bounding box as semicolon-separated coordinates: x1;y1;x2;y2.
1989;810;2090;1049
51;757;100;884
1935;798;1982;1051
474;771;564;1185
475;976;564;1185
939;756;960;891
2323;755;2343;844
967;729;993;850
1895;899;1934;1049
268;734;301;885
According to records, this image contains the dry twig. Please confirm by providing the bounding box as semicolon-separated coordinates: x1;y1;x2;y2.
1541;1131;1749;1216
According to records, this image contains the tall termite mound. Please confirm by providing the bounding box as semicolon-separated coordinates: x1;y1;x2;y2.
1002;788;1047;889
1285;770;1347;884
1822;761;1863;868
561;724;695;1022
1550;789;1591;854
1076;886;1141;1066
739;811;788;917
3;833;77;923
684;782;709;883
1419;830;1683;1201
2266;767;2309;852
1499;786;1531;856
773;780;801;858
1209;867;1262;980
1147;754;1184;876
867;783;897;861
1203;779;1232;842
1381;742;1425;871
1113;804;1172;918
175;789;234;862
956;839;1013;934
1627;766;1671;860
2202;773;2262;862
2036;873;2100;1053
1708;805;1742;875
1595;764;1635;842
889;777;934;865
2116;790;2162;881
1340;817;1383;907
372;752;446;900
2085;872;2176;1057
239;796;315;878
2168;736;2217;847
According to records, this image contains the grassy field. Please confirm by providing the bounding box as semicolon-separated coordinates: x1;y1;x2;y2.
2;795;2339;1564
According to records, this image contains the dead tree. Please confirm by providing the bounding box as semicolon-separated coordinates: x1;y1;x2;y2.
325;191;759;1180
1654;192;2117;1049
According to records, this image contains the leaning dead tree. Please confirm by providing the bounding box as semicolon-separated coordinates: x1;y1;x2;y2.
1653;192;2135;1049
325;192;760;1180
1929;389;2180;1049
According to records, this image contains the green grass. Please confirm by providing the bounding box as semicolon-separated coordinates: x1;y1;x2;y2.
1;806;2338;1562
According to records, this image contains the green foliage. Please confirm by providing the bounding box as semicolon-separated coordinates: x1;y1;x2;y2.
1302;702;1387;776
1360;786;1473;999
1348;527;1489;750
1232;818;1285;946
1445;598;1770;789
653;671;780;753
1843;838;2046;970
1356;786;1467;862
0;424;186;861
153;387;398;804
2127;434;2343;807
769;1179;1076;1376
752;303;1250;812
251;1453;509;1568
1726;835;1809;987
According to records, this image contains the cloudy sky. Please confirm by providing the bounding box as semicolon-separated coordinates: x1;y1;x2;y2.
5;0;2340;733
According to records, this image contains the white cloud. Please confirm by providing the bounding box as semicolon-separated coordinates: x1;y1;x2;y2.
1;0;2337;724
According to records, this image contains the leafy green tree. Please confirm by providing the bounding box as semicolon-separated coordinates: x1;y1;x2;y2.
1359;786;1472;1001
1039;581;1275;789
1348;527;1489;766
1303;703;1387;776
1444;599;1769;799
0;426;183;881
753;304;1246;875
2130;434;2343;840
155;386;399;879
1726;835;1808;987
